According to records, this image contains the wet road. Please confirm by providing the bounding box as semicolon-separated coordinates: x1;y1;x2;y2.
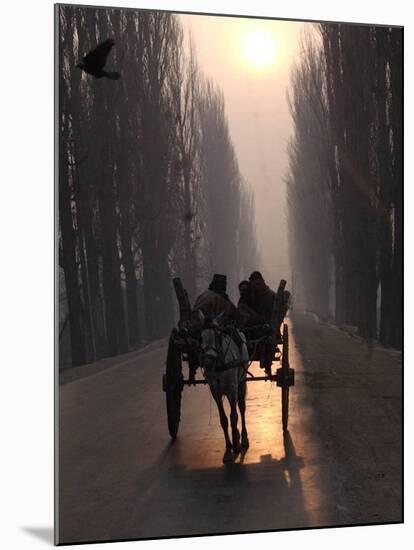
58;314;401;544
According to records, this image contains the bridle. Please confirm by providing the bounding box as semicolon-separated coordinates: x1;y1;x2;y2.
200;323;243;374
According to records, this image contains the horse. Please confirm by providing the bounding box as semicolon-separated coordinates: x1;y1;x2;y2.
198;311;250;463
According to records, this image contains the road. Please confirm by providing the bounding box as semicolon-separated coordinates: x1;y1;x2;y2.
58;311;402;544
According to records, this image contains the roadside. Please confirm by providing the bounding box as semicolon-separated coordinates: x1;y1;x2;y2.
59;337;167;385
290;310;402;526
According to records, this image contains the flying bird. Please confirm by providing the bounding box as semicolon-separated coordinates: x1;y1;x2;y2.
77;38;120;80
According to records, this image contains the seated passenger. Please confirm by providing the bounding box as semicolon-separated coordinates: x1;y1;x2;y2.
248;271;277;326
236;279;263;329
248;271;281;374
249;271;290;340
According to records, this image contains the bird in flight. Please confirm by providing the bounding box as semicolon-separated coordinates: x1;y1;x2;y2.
77;38;120;80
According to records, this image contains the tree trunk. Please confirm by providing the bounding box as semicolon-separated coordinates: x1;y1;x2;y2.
59;146;86;366
121;230;140;349
390;29;403;350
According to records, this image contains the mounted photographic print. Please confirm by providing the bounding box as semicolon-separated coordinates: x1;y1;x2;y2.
56;2;403;545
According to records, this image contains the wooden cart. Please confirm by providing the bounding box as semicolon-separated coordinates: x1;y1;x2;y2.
162;278;295;438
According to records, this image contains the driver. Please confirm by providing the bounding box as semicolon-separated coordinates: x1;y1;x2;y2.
190;273;236;329
188;274;237;383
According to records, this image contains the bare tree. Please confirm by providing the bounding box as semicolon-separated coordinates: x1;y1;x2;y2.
286;23;402;348
58;5;261;366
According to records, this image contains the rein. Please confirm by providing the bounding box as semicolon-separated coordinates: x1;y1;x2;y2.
201;326;250;377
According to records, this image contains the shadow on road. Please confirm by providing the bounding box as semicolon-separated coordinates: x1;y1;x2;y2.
112;430;308;540
58;339;333;544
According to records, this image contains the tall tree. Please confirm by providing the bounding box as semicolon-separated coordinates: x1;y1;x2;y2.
58;5;260;366
286;24;402;348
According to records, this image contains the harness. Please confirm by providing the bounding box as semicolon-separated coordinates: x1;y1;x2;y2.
201;325;248;376
214;359;245;373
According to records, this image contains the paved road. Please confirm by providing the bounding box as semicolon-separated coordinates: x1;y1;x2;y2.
58;312;402;544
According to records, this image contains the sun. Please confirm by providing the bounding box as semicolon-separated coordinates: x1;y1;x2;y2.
243;28;277;69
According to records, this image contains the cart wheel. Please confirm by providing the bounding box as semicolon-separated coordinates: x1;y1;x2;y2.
281;323;289;431
165;329;184;439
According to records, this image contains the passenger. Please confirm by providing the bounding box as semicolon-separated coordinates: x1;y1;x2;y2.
248;271;280;375
249;271;291;340
248;271;277;327
236;279;263;329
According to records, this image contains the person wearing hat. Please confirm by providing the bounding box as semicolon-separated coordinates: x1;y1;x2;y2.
190;273;236;328
187;274;237;384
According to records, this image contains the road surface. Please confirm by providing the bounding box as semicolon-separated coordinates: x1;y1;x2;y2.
58;312;402;544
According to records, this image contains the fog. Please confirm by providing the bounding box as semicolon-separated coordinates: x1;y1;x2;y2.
58;4;403;369
180;14;305;289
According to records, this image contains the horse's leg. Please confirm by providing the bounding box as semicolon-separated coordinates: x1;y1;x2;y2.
213;394;233;463
238;379;249;450
229;395;241;454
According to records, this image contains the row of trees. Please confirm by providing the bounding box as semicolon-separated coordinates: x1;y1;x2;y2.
286;24;402;349
58;5;259;367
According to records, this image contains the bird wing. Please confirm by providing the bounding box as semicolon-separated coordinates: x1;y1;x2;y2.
83;38;115;70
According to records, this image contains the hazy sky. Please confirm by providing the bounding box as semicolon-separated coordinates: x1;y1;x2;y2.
180;13;305;289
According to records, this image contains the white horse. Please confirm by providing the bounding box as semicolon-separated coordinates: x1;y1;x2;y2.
199;311;250;463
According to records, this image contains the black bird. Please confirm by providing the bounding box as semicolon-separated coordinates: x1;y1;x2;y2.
77;38;120;80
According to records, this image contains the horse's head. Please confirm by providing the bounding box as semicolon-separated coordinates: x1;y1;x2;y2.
198;310;225;371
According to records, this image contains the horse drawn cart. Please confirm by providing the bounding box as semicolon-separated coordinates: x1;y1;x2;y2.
162;277;295;444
